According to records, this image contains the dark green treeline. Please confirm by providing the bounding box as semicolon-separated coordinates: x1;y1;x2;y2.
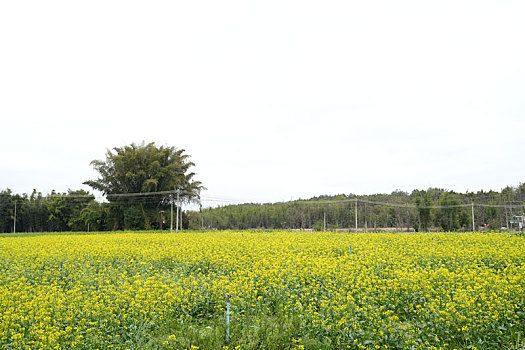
1;184;524;233
187;186;525;232
0;189;182;233
0;189;97;233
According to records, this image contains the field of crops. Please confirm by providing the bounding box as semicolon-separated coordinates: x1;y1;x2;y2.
1;231;524;349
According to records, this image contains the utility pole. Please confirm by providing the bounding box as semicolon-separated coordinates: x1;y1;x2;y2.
180;206;183;232
323;211;326;231
160;211;165;231
406;203;409;232
355;198;358;232
13;201;17;233
176;189;180;233
471;203;475;231
504;200;509;229
365;202;368;232
200;203;203;230
170;193;174;233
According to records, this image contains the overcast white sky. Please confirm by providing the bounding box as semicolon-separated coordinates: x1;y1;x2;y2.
1;1;524;206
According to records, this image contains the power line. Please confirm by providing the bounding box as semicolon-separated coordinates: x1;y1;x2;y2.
1;189;524;209
106;190;177;198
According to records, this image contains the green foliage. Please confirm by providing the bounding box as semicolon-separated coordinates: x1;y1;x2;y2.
0;189;14;232
81;201;110;231
45;190;93;232
485;205;499;229
193;184;525;232
84;142;203;230
438;192;461;231
414;190;432;231
2;178;525;233
84;142;201;197
312;220;324;231
0;189;95;233
124;206;145;230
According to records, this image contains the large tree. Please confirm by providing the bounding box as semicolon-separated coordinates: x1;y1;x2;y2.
84;142;203;230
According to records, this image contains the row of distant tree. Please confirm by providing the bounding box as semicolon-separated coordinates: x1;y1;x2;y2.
187;186;525;232
1;141;524;233
0;142;202;233
0;188;192;233
2;184;523;233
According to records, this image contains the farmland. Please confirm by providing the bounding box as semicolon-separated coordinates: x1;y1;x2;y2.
0;231;524;349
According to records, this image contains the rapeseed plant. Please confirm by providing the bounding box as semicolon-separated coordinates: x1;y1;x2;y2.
0;231;523;349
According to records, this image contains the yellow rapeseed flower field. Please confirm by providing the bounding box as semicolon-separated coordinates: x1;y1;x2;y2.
0;231;524;349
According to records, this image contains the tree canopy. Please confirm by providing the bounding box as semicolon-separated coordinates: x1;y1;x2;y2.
84;142;203;230
84;142;201;197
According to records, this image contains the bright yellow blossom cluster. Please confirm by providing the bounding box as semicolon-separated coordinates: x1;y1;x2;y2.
0;231;523;349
